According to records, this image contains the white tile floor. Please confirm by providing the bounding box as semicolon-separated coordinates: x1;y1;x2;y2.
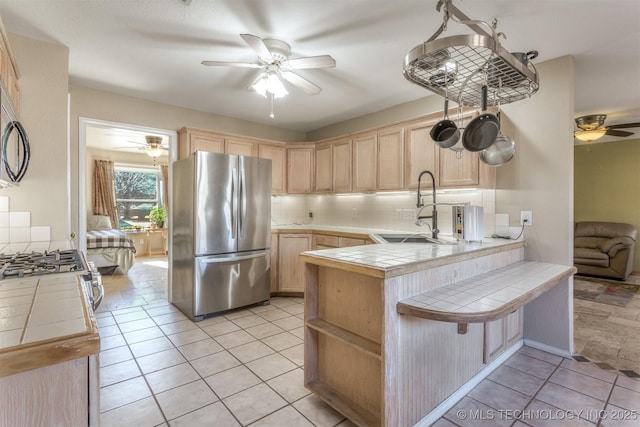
97;297;355;427
96;258;639;426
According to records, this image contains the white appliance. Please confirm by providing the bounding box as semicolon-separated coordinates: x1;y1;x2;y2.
452;205;484;242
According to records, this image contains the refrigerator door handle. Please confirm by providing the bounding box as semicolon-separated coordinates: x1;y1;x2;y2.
231;168;238;239
239;167;246;238
199;251;268;264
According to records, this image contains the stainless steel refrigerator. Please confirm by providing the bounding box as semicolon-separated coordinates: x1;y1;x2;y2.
171;151;271;321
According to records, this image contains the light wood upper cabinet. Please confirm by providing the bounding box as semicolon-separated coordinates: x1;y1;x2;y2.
178;128;224;159
352;133;377;192
438;148;480;187
258;143;287;195
377;127;404;190
0;20;20;113
225;137;257;157
315;142;332;193
405;121;438;189
287;145;315;194
332;138;352;193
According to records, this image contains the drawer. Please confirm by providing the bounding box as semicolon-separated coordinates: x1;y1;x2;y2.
314;235;339;248
338;237;366;247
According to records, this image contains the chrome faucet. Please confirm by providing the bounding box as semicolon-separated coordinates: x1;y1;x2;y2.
416;170;439;239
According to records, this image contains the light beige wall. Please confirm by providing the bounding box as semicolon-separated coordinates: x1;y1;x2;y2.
497;55;575;354
4;34;69;241
574;138;640;271
307;95;444;140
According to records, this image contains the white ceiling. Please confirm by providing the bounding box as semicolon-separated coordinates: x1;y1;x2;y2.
1;0;639;143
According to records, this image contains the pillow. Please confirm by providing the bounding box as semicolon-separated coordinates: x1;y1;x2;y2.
87;215;112;231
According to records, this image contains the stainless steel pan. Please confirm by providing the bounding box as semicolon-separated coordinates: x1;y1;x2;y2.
461;85;499;152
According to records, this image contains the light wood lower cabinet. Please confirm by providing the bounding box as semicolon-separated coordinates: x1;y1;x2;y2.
277;233;312;292
483;308;523;363
0;355;99;426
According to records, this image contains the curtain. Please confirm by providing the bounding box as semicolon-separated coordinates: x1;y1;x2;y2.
93;160;120;230
160;164;169;218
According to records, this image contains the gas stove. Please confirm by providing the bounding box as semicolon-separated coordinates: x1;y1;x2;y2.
0;249;86;280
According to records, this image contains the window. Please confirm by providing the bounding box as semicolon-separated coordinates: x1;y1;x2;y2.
114;165;161;228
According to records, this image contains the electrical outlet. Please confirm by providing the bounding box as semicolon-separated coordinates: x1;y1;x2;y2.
308;211;313;218
351;208;358;218
520;211;533;225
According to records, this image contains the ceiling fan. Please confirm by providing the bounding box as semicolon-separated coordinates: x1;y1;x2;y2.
201;34;336;98
115;135;168;157
574;115;640;142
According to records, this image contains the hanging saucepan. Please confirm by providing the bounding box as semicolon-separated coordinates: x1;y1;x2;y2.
462;85;499;152
480;112;515;166
430;97;460;149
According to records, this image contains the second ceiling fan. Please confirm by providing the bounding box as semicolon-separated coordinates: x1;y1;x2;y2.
202;34;336;98
574;115;640;142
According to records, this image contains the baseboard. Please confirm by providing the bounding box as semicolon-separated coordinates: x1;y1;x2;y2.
413;340;524;427
523;339;572;358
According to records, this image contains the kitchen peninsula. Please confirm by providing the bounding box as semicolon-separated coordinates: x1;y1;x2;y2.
301;239;575;426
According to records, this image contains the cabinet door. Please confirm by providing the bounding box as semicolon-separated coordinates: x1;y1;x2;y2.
483;318;505;363
226;138;257;157
258;144;286;195
352;134;377;192
287;147;314;194
405;122;438;189
377;127;404;190
315;143;332;193
505;309;523;347
278;234;312;292
332;139;352;193
270;233;279;292
438;145;479;188
178;129;224;159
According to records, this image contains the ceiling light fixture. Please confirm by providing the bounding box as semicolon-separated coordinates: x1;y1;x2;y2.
574;129;607;142
146;147;163;157
251;71;288;99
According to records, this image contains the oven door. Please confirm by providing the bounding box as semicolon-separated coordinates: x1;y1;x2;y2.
81;264;104;312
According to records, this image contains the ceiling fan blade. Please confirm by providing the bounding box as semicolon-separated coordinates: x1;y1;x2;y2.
281;71;322;95
605;129;634;137
240;33;273;60
607;122;640;129
286;55;336;69
201;60;262;68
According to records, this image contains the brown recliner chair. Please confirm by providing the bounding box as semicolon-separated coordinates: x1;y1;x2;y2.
574;221;637;280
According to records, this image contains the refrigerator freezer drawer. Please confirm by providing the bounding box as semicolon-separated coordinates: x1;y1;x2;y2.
193;250;270;320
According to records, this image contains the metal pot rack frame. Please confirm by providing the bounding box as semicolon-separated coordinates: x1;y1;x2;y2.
403;0;539;108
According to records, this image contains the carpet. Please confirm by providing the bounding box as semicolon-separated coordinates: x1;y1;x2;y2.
574;276;640;307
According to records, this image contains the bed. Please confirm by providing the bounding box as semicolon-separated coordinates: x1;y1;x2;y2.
86;215;137;274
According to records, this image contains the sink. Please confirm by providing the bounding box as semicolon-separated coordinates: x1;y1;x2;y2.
376;234;459;245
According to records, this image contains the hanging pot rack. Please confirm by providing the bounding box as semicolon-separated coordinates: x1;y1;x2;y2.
403;0;539;108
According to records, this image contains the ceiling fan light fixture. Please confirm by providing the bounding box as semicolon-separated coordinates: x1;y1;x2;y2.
574;129;607;142
146;146;164;157
251;72;288;99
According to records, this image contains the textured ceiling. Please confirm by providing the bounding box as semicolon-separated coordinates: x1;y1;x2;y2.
1;0;639;143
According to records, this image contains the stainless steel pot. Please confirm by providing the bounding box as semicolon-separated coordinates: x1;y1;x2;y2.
430;97;460;149
480;112;515;166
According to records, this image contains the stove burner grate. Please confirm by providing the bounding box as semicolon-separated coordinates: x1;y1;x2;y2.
0;249;85;280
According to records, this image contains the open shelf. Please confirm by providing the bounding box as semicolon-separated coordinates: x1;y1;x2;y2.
307;380;381;427
306;318;381;360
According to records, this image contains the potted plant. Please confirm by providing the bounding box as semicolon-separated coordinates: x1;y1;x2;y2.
148;205;167;228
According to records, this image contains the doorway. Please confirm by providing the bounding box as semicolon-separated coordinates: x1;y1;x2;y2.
78;117;177;295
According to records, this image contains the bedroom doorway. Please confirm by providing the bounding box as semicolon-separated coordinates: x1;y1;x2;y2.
78;118;177;294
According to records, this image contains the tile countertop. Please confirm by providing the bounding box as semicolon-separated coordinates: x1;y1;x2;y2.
300;238;525;279
0;241;99;378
